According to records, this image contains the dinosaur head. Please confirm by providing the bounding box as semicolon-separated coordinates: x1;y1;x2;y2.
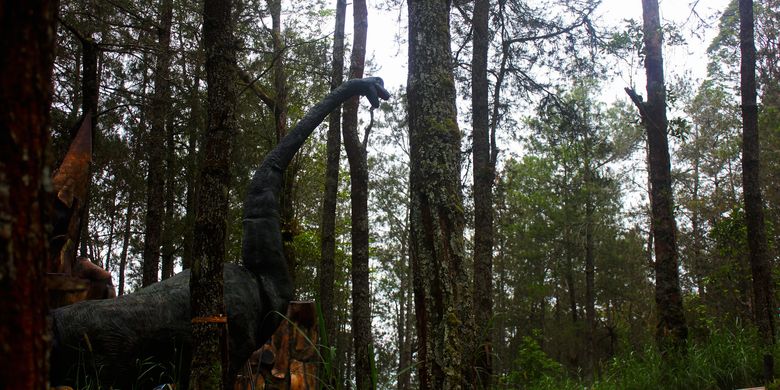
362;77;391;108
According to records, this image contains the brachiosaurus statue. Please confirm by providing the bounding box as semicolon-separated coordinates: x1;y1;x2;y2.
50;77;390;388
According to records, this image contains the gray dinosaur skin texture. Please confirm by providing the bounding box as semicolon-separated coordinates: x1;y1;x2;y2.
50;77;390;389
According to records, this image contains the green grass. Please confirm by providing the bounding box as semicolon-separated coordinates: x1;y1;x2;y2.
515;327;771;390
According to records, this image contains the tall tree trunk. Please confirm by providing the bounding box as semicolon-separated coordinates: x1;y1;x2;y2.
342;0;373;387
319;0;346;384
189;0;238;386
0;1;57;387
77;34;98;260
104;198;117;271
182;69;202;271
584;165;596;379
471;0;494;385
626;0;688;357
740;0;776;381
565;237;578;323
691;131;705;295
398;231;414;390
118;199;134;296
267;0;298;293
494;234;507;378
408;0;473;386
161;104;176;280
142;0;174;287
80;37;98;131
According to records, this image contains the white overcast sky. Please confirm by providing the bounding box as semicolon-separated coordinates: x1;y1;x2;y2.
353;0;733;225
357;0;732;95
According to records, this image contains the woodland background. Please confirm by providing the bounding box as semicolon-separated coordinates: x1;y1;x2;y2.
1;0;780;388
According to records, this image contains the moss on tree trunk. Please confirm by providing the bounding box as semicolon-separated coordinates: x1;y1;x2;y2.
408;0;474;387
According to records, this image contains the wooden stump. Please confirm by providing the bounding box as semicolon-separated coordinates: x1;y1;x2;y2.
234;301;319;389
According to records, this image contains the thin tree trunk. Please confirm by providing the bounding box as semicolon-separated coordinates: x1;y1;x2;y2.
80;37;98;127
189;0;238;386
69;53;82;128
118;199;134;296
0;1;58;387
398;232;414;390
342;0;373;386
142;0;174;286
77;34;98;260
161;104;176;280
584;165;596;379
105;200;116;271
319;0;346;370
266;0;298;293
494;234;507;378
625;0;688;357
645;144;654;268
566;242;578;323
471;0;494;385
691;134;705;295
408;0;473;386
740;0;776;381
182;70;202;271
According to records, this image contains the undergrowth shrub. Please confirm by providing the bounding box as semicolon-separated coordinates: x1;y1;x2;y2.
517;327;770;390
501;333;566;388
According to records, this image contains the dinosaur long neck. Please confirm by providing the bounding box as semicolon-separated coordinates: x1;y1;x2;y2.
254;78;368;180
241;78;371;296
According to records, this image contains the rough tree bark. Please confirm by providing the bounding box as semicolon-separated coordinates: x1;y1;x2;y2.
0;0;58;387
319;0;346;381
408;0;474;386
625;0;688;357
142;0;174;286
189;0;238;386
739;0;776;382
471;0;495;385
342;0;374;386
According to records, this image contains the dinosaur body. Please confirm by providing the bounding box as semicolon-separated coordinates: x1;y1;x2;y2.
50;77;389;388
